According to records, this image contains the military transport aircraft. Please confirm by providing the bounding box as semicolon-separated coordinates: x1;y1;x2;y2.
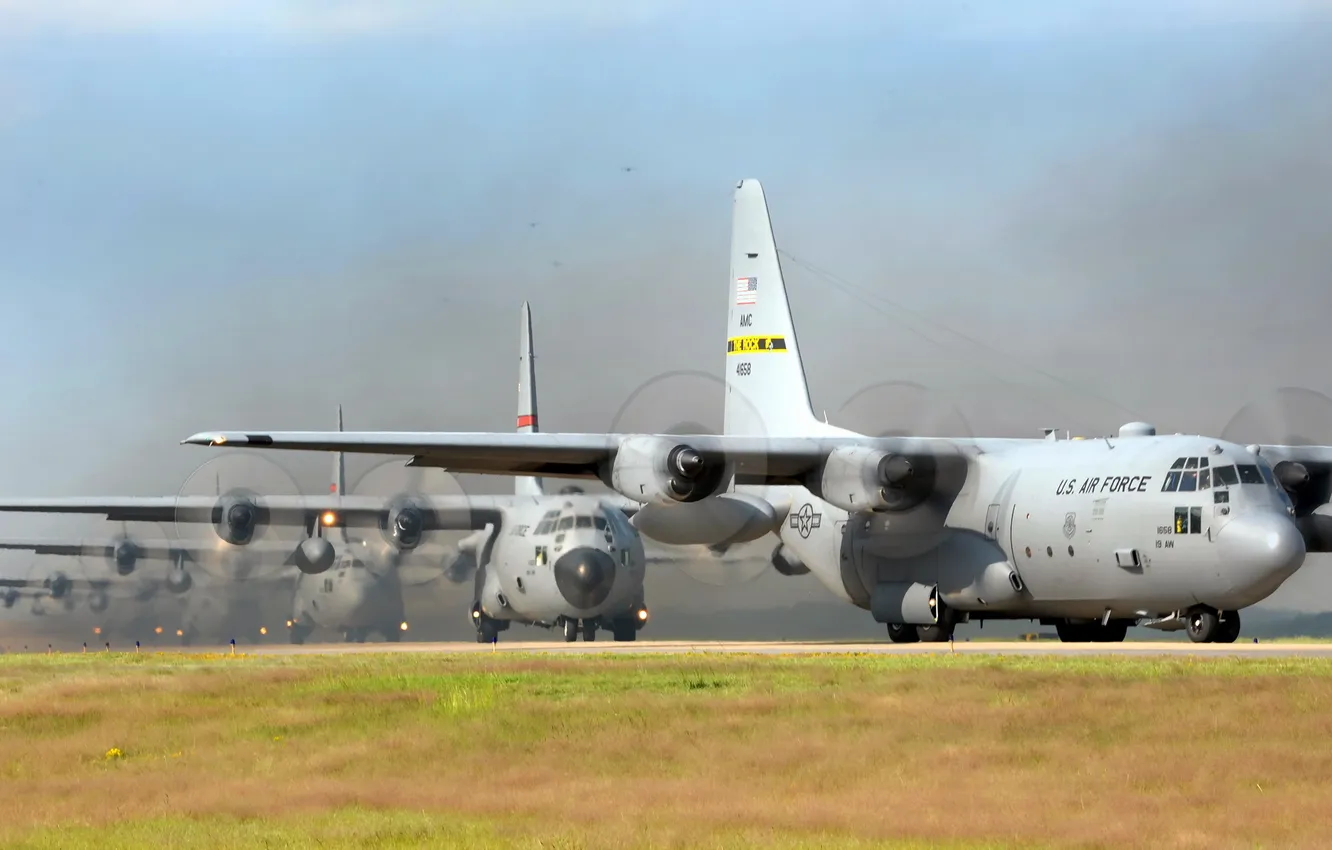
177;178;1328;644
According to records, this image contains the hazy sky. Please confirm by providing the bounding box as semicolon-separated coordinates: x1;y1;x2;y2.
2;1;1331;613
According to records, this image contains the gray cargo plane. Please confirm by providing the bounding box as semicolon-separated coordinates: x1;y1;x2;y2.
178;178;1329;644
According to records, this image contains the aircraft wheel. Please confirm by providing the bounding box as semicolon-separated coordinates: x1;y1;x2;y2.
916;624;953;642
563;619;579;642
611;618;636;641
1055;622;1092;642
1214;610;1241;644
476;617;499;644
581;621;598;642
1186;607;1220;643
1093;621;1129;642
886;624;919;644
290;623;312;645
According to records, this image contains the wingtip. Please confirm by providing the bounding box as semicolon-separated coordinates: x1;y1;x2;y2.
182;432;233;446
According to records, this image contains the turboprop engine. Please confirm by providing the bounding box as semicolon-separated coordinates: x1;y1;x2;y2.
380;495;427;551
211;490;268;546
602;437;729;507
1264;458;1332;552
106;538;141;576
805;446;935;513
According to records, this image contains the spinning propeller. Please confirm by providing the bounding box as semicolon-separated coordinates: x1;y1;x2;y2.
347;457;475;587
174;452;303;583
607;369;771;586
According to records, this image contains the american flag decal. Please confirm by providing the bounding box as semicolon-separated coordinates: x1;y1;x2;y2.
735;276;757;305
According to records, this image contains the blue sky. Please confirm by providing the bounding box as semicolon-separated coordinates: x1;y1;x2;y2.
0;0;1330;506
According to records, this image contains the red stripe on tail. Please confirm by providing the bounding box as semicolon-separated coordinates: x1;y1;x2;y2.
517;415;536;428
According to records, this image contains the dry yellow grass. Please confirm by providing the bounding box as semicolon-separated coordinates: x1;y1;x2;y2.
0;651;1328;849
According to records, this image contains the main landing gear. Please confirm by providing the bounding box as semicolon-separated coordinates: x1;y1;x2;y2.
1186;606;1241;644
562;617;639;642
887;607;957;643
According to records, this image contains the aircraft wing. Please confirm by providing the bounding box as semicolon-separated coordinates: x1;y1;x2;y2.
1253;446;1332;468
0;536;298;562
180;431;1031;483
0;495;511;533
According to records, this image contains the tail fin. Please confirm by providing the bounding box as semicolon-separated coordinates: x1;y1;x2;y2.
331;404;346;497
724;179;828;438
515;301;545;497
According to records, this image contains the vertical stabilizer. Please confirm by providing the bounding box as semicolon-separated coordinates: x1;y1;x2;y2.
331;404;346;497
515;301;545;497
724;179;829;438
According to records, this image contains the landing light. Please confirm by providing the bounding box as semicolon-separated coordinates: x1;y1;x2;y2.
154;626;163;635
637;609;649;622
471;609;481;619
259;626;268;636
176;629;184;637
400;621;409;631
322;511;337;526
93;627;101;635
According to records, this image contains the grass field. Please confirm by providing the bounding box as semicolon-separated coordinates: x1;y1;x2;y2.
1;651;1330;849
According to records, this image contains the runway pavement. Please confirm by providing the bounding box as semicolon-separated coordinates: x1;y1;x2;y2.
242;639;1332;657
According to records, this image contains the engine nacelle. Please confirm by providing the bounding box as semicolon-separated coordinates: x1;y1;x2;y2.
212;494;266;545
166;569;193;595
805;446;931;513
88;590;109;614
293;537;336;575
771;543;810;576
444;550;477;585
632;492;776;546
381;497;426;550
603;436;728;506
107;539;139;576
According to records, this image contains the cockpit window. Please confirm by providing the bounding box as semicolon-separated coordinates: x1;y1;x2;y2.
534;520;555;535
1178;470;1198;492
1170;457;1186;470
575;516;593;529
1237;464;1264;484
1184;457;1198;470
557;516;574;531
1198;456;1209;468
594;516;607;531
1213;465;1239;487
1198;468;1211;490
1161;471;1181;492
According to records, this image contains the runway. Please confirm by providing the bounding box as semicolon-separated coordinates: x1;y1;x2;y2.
243;639;1332;658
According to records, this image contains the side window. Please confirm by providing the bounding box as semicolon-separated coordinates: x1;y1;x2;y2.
1213;465;1239;486
1198;468;1211;490
1178;470;1198;492
594;517;607;531
1174;507;1188;534
1189;506;1202;534
322;578;333;593
534;546;548;566
1162;471;1181;492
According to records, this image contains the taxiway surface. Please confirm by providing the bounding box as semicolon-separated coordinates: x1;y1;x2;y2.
242;640;1332;658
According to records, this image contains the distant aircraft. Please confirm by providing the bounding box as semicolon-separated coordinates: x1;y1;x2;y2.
179;179;1327;645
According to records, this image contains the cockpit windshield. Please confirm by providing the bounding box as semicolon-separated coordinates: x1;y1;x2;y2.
557;516;574;531
575;516;592;529
1236;464;1264;485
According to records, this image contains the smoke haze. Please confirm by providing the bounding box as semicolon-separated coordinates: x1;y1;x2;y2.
1;1;1331;638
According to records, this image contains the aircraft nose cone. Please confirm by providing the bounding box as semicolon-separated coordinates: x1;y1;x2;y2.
1218;512;1306;591
553;547;616;610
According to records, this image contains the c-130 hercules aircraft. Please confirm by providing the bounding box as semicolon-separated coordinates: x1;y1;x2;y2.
176;179;1329;644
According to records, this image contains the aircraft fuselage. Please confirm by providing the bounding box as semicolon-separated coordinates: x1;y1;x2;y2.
755;433;1303;623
